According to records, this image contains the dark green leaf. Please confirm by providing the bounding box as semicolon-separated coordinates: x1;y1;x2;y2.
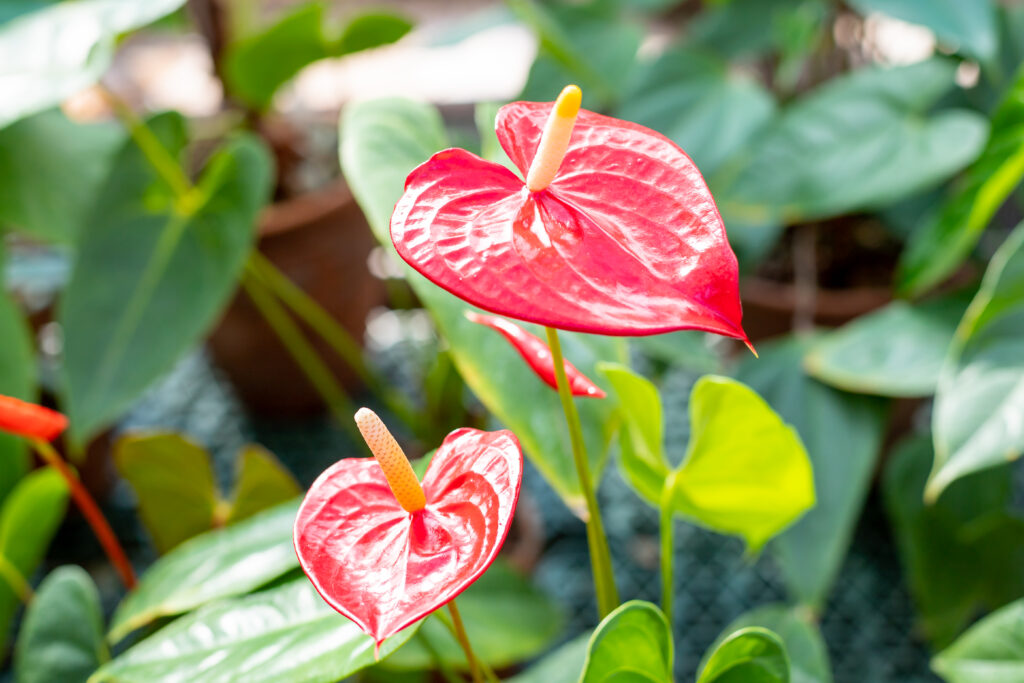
113;433;217;553
669;375;814;552
0;469;69;647
580;600;672;683
60;114;272;444
898;66;1024;297
803;296;969;397
505;632;591;683
378;560;563;670
15;566;107;683
108;498;300;643
716;605;832;683
720;59;987;224
697;627;790;683
688;0;826;61
227;445;301;524
738;336;887;606
0;110;122;243
847;0;997;62
932;598;1024;682
0;246;34;502
333;11;412;56
928;223;1024;499
93;578;417;683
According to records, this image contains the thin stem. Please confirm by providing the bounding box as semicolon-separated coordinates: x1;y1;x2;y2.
30;439;137;590
240;271;361;442
0;554;34;603
659;471;680;626
436;610;500;683
447;600;484;683
544;327;619;618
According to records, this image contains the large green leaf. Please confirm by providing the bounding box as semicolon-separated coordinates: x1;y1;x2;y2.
14;566;107;683
928;223;1024;499
670;376;814;552
60;114;272;444
932;598;1024;683
618;47;776;175
113;433;218;554
898;67;1024;297
720;59;987;224
0;246;35;502
0;468;69;647
108;498;300;643
688;0;826;61
505;632;591;683
847;0;997;62
716;605;831;683
737;336;886;606
378;560;563;671
803;296;968;397
597;363;669;506
884;436;1024;647
580;600;673;683
340;98;621;511
93;578;417;683
697;627;790;683
227;445;301;524
0;0;187;128
0;110;122;243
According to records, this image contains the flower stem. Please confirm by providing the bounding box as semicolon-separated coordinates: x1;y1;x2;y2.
447;600;484;683
0;554;33;604
30;438;137;590
659;471;680;626
544;326;619;618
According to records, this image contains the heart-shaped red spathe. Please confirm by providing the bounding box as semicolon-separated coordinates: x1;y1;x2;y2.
390;100;748;342
293;427;523;647
0;394;68;441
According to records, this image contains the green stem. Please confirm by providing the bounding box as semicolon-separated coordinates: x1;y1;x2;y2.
0;554;33;604
659;471;680;626
436;609;500;683
446;600;485;683
544;326;619;618
240;271;361;442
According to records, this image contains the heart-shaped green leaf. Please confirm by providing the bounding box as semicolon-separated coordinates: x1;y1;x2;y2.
715;605;831;683
932;598;1024;682
108;498;299;643
227;445;301;524
580;600;673;683
698;627;790;683
14;566;107;683
92;578;417;683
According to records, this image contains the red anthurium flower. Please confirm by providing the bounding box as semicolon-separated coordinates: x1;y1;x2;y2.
0;394;67;441
294;408;523;652
391;84;750;347
465;310;605;398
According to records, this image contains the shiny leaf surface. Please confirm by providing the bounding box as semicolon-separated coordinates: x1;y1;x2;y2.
932;598;1024;683
93;578;417;683
580;601;672;683
295;428;522;646
698;627;790;683
108;499;300;643
715;605;832;683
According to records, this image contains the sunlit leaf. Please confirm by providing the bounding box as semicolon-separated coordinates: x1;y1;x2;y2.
580;601;672;683
932;598;1024;682
698;627;790;683
715;605;832;683
227;445;301;523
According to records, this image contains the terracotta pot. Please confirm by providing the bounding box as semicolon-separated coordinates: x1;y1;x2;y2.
208;178;387;415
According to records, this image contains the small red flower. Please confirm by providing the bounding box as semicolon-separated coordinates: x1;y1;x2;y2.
391;85;749;346
0;394;67;441
465;310;605;398
294;408;523;651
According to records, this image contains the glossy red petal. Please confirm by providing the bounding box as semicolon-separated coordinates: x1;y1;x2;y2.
465;311;605;398
390;103;747;341
0;394;68;441
294;428;522;646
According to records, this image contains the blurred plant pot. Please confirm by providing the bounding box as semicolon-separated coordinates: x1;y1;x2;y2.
208;179;387;415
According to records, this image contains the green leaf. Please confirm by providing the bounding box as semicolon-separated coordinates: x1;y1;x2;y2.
597;363;669;506
340;98;622;512
629;331;723;375
720;59;987;224
847;0;997;62
737;336;886;606
0;0;187;128
580;600;673;683
803;296;969;397
928;222;1024;499
227;445;301;524
697;627;790;683
113;433;217;553
505;632;591;683
378;560;563;671
15;566;108;683
884;436;1024;647
898;66;1024;297
0;110;122;243
333;11;412;56
0;247;35;502
60;114;272;444
93;578;417;683
474;102;516;172
669;376;814;552
618;47;776;175
108;498;300;643
688;0;826;61
0;468;69;646
716;605;831;683
932;598;1024;682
